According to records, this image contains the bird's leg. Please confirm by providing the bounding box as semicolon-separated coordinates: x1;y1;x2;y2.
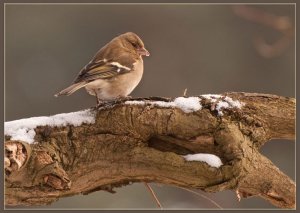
95;90;105;107
97;96;133;109
125;95;132;100
114;95;132;104
94;90;99;105
123;95;132;101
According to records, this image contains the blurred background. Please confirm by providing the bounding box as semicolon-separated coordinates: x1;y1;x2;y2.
5;4;295;209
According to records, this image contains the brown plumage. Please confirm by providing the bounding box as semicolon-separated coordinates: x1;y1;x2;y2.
55;32;150;104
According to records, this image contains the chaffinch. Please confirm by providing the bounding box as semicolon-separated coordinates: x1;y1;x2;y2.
55;32;150;104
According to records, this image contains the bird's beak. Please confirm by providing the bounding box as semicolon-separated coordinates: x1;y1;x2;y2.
137;47;150;56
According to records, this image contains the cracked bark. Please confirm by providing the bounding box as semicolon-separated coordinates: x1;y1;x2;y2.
4;92;295;208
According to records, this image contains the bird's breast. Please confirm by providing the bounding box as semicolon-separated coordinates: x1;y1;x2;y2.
113;59;144;96
85;59;144;100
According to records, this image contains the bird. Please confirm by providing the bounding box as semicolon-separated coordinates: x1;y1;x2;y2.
55;32;150;105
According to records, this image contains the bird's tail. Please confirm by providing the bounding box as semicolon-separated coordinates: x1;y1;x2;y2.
54;82;87;97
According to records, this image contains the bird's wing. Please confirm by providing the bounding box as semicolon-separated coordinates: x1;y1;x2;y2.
74;54;136;83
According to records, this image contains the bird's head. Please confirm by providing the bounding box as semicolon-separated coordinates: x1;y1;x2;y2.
120;32;150;57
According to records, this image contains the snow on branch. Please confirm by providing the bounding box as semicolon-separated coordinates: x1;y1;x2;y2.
183;153;223;168
4;92;295;209
5;109;96;143
5;94;244;144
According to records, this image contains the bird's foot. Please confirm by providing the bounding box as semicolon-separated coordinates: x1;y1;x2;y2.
111;96;132;105
95;96;133;109
112;96;132;104
96;99;119;109
111;96;133;104
122;96;132;101
96;100;112;109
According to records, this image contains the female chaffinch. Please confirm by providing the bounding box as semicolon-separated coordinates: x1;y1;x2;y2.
55;32;150;104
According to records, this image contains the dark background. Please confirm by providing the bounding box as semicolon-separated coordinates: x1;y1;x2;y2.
5;4;295;209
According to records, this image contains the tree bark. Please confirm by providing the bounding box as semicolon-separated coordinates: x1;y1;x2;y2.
4;92;295;208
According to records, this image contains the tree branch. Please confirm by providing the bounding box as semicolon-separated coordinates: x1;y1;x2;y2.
4;92;295;208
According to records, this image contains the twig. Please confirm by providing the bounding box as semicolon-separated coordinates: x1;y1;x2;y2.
183;88;188;97
144;183;163;209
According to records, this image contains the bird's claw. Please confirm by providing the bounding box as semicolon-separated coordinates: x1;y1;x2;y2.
95;96;133;109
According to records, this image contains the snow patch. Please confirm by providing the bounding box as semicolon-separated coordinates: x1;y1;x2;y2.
5;109;96;144
215;97;244;116
173;97;202;113
125;100;145;105
125;97;202;113
201;94;244;116
224;96;244;108
183;153;223;168
201;94;222;102
215;101;230;116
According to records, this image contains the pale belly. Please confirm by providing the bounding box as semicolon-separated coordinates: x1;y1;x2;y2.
84;60;143;101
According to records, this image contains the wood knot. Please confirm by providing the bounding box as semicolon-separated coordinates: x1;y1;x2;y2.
5;140;29;176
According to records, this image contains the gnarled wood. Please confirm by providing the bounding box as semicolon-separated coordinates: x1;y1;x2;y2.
4;92;295;208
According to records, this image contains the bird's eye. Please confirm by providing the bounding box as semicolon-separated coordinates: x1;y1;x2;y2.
132;42;138;48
